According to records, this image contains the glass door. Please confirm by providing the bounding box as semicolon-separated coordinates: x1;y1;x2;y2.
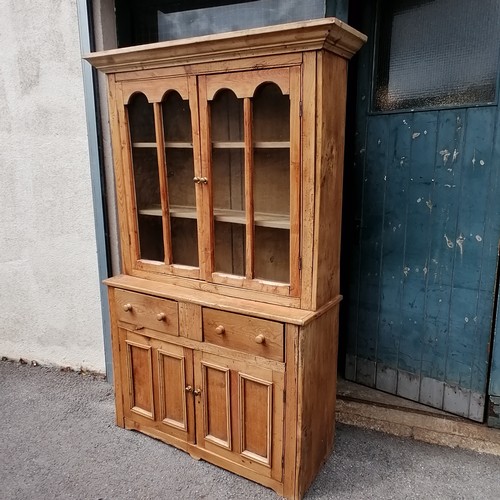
199;68;301;295
121;77;202;278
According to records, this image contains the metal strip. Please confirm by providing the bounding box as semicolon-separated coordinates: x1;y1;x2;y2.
76;0;113;381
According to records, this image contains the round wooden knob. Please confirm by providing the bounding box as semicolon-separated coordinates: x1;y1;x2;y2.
156;312;167;321
215;325;225;335
255;334;265;344
122;303;132;312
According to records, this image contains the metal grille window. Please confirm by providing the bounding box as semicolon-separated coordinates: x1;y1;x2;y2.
374;0;500;112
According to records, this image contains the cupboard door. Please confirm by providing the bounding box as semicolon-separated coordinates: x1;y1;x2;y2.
119;329;195;445
199;68;301;295
193;351;284;481
118;76;203;278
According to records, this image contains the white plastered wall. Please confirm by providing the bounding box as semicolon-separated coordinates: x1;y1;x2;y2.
0;0;105;371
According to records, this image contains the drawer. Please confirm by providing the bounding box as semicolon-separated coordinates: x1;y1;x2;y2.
114;289;178;336
203;309;284;362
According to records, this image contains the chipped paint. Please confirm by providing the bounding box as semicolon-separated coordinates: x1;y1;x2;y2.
456;234;465;256
452;149;459;162
444;234;454;248
403;266;410;277
417;197;422;203
424;130;428;135
476;235;483;242
472;150;476;167
439;149;451;165
426;200;433;212
480;159;485;166
412;132;421;139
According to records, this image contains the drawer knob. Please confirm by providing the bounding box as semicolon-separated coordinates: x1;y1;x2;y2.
215;325;225;335
156;312;167;321
193;388;202;396
122;303;132;312
255;334;265;344
185;385;193;393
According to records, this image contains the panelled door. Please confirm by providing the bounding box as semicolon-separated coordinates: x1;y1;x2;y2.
345;0;500;420
193;351;284;481
119;329;196;444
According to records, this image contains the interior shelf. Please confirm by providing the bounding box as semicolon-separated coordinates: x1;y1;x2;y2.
139;205;290;230
212;141;290;149
132;141;290;149
133;142;194;148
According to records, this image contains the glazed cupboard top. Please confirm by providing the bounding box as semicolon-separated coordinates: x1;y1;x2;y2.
86;18;366;311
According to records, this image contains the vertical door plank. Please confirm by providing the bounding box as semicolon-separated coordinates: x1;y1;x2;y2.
397;111;438;402
485;105;500;426
419;109;466;408
374;113;413;394
153;102;173;264
354;114;390;387
444;107;496;419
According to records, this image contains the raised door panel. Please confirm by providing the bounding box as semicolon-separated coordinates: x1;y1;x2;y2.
120;329;155;421
194;351;283;481
155;341;195;444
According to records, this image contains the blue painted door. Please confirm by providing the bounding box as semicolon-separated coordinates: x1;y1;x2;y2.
344;0;500;421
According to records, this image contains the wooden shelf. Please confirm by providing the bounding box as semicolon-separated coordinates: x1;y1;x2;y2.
212;141;290;149
133;142;194;148
139;205;290;229
133;141;290;149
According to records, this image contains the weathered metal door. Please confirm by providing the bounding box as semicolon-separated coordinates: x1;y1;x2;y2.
344;0;500;421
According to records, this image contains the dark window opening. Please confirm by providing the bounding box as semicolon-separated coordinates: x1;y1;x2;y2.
374;0;500;112
115;0;328;47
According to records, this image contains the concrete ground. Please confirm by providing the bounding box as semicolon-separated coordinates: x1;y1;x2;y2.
1;360;500;500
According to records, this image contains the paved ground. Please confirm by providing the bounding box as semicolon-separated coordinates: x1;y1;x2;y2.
1;360;500;500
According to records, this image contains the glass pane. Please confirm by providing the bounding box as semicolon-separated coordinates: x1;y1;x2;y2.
214;222;245;275
128;93;164;261
211;90;245;276
374;0;500;111
254;226;289;283
253;83;290;283
162;91;199;267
